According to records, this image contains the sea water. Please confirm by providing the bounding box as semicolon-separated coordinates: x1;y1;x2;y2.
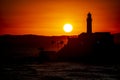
1;62;119;80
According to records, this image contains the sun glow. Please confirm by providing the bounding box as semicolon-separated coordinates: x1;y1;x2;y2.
63;24;73;33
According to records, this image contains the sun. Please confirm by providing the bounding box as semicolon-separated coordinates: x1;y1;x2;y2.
63;24;73;33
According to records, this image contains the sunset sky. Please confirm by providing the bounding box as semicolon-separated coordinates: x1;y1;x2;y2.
0;0;120;36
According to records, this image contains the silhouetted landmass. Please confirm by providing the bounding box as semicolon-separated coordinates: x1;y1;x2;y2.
56;13;120;64
0;34;68;48
0;13;120;65
113;33;120;45
0;33;120;64
0;34;68;63
58;32;120;64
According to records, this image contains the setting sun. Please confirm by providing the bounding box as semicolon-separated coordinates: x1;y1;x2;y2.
63;24;73;33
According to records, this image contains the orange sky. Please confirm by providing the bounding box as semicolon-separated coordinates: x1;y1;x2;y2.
0;0;120;36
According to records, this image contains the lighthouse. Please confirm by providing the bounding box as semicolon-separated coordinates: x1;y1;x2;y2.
87;12;92;34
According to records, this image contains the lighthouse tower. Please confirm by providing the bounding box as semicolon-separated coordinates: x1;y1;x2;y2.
87;12;92;34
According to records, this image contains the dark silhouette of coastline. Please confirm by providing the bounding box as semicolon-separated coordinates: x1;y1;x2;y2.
0;34;67;64
0;13;120;65
56;13;119;64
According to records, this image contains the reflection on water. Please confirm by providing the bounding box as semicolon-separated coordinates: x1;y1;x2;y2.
1;62;119;80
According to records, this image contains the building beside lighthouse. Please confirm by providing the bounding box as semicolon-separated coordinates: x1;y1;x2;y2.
57;12;114;61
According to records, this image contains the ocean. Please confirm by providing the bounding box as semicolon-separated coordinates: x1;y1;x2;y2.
1;62;119;80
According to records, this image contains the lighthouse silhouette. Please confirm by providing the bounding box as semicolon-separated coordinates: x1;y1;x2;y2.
87;12;92;34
